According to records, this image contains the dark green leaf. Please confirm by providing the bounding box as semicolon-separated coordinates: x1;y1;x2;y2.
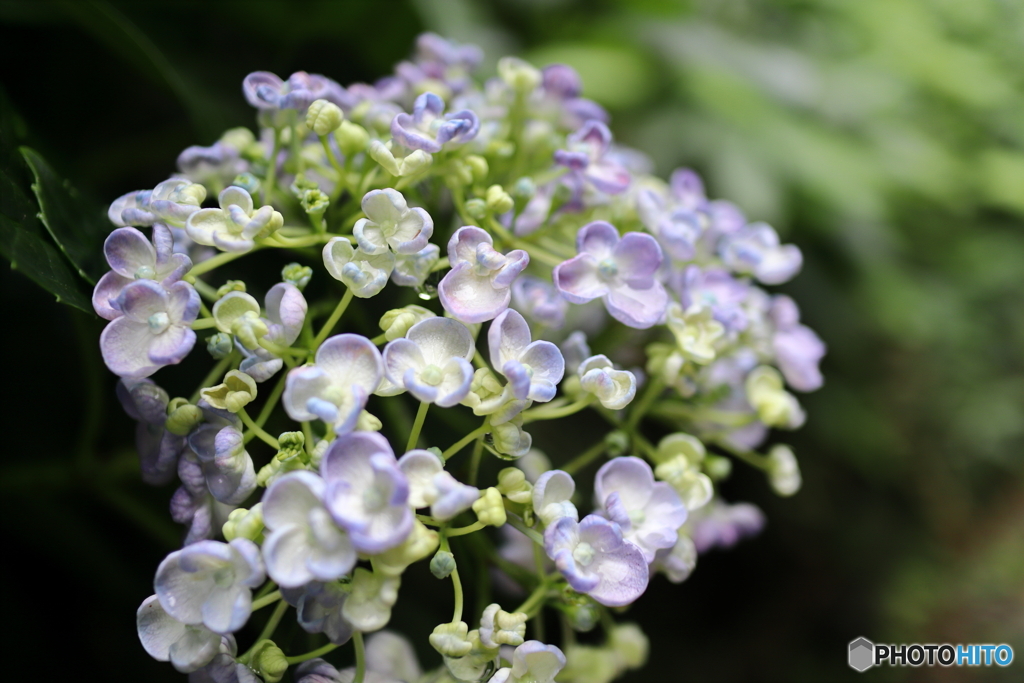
0;214;93;313
21;146;108;284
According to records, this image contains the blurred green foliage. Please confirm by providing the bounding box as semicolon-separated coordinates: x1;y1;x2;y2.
1;0;1023;680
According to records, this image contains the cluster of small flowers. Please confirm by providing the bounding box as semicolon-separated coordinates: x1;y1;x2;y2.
94;32;825;682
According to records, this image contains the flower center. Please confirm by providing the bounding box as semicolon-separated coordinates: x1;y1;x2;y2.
421;364;444;386
134;265;156;280
597;258;619;279
363;487;385;512
572;542;595;567
147;312;170;334
629;509;646;527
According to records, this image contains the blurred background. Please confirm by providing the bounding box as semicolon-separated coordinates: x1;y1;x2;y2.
2;0;1024;680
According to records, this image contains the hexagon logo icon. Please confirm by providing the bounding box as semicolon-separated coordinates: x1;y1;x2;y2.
849;637;875;672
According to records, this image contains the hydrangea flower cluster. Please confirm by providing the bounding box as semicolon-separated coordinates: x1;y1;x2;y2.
98;33;825;682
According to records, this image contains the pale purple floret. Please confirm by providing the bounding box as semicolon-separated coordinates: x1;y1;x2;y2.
635;189;703;262
187;424;256;505
438;226;529;323
295;659;345;683
321;432;413;554
488;640;567;683
391;92;480;153
690;500;766;553
100;279;199;379
243;70;344;111
189;642;260;683
672;266;751;333
109;178;206;229
538;64;609;131
719;222;803;285
560;331;591;376
512;182;555;236
262;471;356;588
353;188;433;255
594;456;688;563
155;538;265;634
170;478;234;546
93;225;192;320
511;276;568;329
239;282;308;382
488;308;564;402
382;317;475;407
415;32;483;82
397;449;479;521
391;243;440;287
117;378;184;485
553;221;668;329
137;595;224;673
544;515;649;607
770;295;826;392
553;120;630;196
281;581;354;645
532;470;578;525
177;141;247;188
283;334;384;433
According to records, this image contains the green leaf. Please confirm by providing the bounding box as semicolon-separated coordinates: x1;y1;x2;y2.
0;214;92;313
20;146;108;284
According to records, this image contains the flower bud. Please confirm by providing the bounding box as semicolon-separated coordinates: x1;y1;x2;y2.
562;601;599;632
472;487;507;527
491;417;531;459
379;305;436;341
282;262;313;291
232;172;261;196
165;400;203;436
251;640;288;683
216;280;246;298
512;176;535;199
376;520;439;576
496;467;532;505
498;56;542;93
336;120;369;156
450;159;475;186
610;623;649;670
485;184;514;214
300;188;330;216
201;370;257;413
256;432;308;487
430;621;473;657
464;198;487;219
356;410;382;432
213;292;266;349
430;549;456;579
704;455;732;481
222;503;264;542
206;332;233;359
465;155;489;183
604;430;630;457
767;444;801;496
306;99;344;136
746;366;805;429
479;603;528;648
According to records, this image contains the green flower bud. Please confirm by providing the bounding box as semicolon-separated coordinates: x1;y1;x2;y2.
449;159;475;186
604;430;630;457
220;127;255;150
336;120;369;156
257;432;309;487
491;417;531;459
498;56;542;93
376;520;439;576
215;280;246;298
222;503;264;542
281;262;313;291
465;155;489;183
165;400;203;436
206;332;233;359
512;177;535;199
356;410;382;432
379;305;436;341
496;467;532;505
767;444;801;496
610;623;649;670
251;640;288;683
305;99;344;136
562;601;600;632
213;292;267;350
746;366;804;428
430;549;456;579
201;370;257;413
704;455;732;481
485;184;514;214
430;621;473;657
464;198;487;219
472;487;507;527
231;172;261;196
300;188;330;215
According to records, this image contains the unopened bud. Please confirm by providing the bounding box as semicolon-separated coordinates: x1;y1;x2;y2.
465;198;487;219
207;332;233;359
472;487;507;527
232;172;260;196
604;430;630;456
300;188;330;215
704;455;732;481
512;177;535;199
485;185;514;214
336;120;369;156
165;400;203;436
498;56;542;93
251;640;288;683
306;99;344;136
216;280;246;298
430;550;456;579
222;503;264;542
430;621;473;657
496;467;532;505
282;262;313;291
465;155;489;183
200;370;257;413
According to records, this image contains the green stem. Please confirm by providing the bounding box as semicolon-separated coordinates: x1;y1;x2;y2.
251;590;282;611
440;533;464;623
192;278;219;302
515;580;551;616
522;396;594;423
353;631;367;683
189;352;237;403
258;337;308;358
263;128;282;205
506;512;544;546
406;401;430;453
467;432;484;487
256;371;289;428
190;317;217;330
239;408;280;449
189;248;258;278
254;600;288;652
313;288;354;349
562;439;607;475
714;439;772;471
626;376;665;431
258;232;334;249
446;520;486;537
286;642;340;665
370;333;387;345
442;423;489;461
